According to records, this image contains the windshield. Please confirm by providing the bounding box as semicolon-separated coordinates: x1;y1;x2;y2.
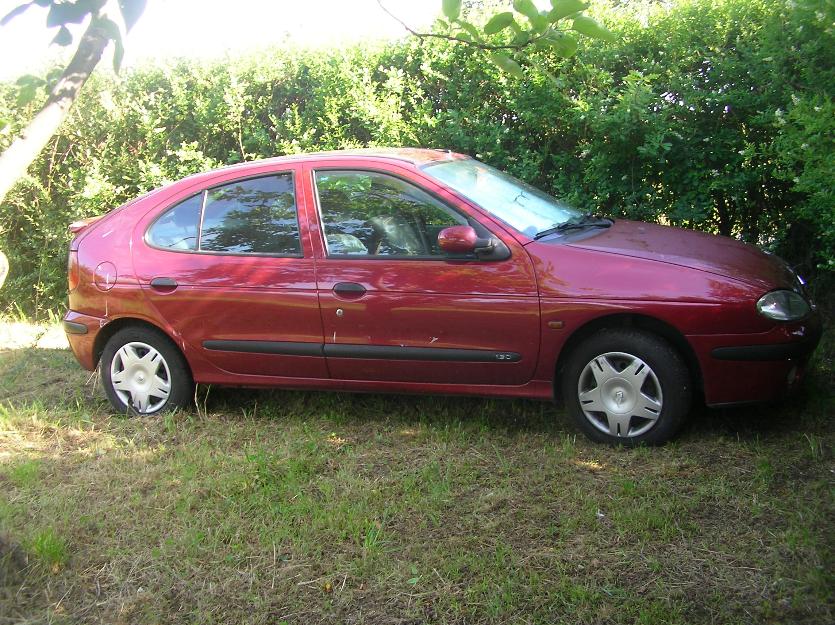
422;158;581;238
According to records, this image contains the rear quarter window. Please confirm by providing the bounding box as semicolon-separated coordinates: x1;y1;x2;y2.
147;194;202;250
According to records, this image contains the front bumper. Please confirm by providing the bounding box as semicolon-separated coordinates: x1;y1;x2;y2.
689;313;823;406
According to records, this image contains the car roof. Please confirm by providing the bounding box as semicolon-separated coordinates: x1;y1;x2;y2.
136;149;471;209
303;147;469;165
211;147;469;171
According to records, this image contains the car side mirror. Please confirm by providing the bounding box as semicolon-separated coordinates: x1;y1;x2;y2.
437;225;509;260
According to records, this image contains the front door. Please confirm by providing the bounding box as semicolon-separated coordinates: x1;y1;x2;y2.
132;166;327;379
303;163;540;386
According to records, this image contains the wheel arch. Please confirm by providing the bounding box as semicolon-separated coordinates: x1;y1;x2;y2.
554;313;703;400
93;316;190;375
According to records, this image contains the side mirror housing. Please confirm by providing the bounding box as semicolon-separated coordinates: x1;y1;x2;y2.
437;225;510;260
438;225;479;255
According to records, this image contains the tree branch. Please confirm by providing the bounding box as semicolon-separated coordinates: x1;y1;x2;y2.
376;0;547;52
0;18;109;205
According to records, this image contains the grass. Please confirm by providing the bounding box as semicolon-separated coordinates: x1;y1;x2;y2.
0;320;832;624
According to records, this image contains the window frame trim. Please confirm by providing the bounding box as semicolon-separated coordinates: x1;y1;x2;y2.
144;170;305;258
311;166;495;262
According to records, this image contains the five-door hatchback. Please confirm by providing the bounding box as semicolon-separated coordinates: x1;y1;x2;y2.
64;148;821;444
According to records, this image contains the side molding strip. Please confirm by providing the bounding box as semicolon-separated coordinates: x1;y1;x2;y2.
202;340;521;363
203;340;323;357
324;344;521;362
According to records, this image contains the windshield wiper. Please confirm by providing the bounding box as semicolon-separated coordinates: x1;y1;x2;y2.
534;213;613;240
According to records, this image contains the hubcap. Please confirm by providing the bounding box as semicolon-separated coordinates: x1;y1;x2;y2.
577;351;663;438
110;341;171;414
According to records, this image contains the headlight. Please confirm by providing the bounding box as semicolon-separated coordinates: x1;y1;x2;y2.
756;290;811;321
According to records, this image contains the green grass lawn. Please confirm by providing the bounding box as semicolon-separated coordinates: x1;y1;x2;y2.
1;321;832;624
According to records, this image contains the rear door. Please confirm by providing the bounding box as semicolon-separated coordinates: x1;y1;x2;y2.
303;161;540;386
132;165;327;379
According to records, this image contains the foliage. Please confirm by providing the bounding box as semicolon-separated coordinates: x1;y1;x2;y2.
1;0;148;105
0;0;832;317
389;0;615;78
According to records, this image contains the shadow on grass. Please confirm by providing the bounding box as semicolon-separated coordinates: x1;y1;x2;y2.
1;335;832;444
198;384;567;436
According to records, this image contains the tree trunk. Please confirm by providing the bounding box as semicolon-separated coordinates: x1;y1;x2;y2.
0;19;109;206
0;250;8;289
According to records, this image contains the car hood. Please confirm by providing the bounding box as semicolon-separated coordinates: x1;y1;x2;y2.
548;220;795;291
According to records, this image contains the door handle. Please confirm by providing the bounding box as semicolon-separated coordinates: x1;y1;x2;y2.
333;282;366;299
150;277;178;292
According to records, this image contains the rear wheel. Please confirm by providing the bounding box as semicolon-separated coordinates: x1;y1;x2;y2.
561;329;691;445
101;327;193;415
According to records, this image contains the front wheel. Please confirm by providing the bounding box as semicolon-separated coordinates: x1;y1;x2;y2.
561;329;692;446
101;327;193;416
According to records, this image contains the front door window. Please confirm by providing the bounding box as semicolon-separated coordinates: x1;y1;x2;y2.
314;170;467;257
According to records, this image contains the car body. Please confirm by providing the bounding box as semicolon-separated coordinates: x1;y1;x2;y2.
64;148;822;444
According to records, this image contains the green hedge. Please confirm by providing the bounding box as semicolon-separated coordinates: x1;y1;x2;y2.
1;0;832;316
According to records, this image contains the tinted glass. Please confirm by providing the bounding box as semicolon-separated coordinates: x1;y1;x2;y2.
147;194;202;250
314;171;466;257
200;174;300;255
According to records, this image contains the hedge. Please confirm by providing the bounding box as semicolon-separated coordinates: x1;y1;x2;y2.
0;0;832;316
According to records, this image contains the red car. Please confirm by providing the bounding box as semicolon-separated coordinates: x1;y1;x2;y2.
64;149;821;444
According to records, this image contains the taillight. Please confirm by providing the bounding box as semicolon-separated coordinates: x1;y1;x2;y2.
68;250;79;291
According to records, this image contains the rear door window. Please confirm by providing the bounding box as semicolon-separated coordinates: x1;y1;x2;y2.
200;174;300;255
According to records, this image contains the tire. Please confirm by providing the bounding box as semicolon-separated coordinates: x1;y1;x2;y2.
560;329;691;446
101;326;193;416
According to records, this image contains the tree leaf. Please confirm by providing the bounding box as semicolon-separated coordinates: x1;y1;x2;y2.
45;67;64;83
99;19;125;72
118;0;146;31
489;53;525;78
75;0;107;13
46;2;90;27
15;74;45;88
511;30;530;46
548;0;588;22
442;0;461;21
1;2;33;26
16;83;39;106
512;0;540;21
112;36;125;72
483;12;515;35
456;20;481;41
529;12;549;33
97;16;122;41
51;25;73;46
572;15;616;42
541;31;578;57
96;16;125;70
